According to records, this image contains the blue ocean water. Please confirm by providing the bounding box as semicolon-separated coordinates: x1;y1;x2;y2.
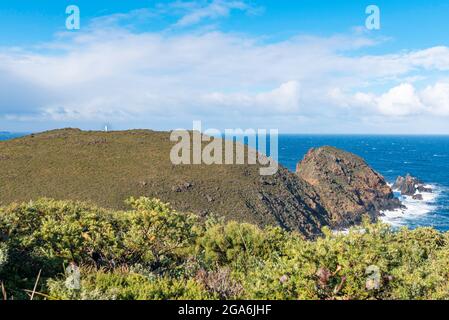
278;135;449;232
1;133;448;231
0;132;24;141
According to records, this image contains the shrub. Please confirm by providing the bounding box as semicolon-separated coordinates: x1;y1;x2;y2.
196;221;289;268
195;267;244;299
0;199;121;270
121;197;199;271
47;267;209;300
240;221;449;300
0;197;199;297
0;198;448;300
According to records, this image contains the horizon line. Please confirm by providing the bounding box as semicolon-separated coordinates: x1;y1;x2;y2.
3;128;449;137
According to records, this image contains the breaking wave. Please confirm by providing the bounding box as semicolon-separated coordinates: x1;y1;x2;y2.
381;184;442;228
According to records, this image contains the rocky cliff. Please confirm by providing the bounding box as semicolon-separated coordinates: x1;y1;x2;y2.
296;146;402;228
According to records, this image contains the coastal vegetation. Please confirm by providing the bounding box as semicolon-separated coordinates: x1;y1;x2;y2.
0;197;448;300
1;130;447;300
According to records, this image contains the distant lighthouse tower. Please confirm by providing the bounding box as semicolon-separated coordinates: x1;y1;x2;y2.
104;125;109;132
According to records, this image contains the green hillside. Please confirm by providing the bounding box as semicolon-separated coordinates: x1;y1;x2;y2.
0;128;330;238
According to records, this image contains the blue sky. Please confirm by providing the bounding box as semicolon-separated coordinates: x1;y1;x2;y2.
1;0;449;133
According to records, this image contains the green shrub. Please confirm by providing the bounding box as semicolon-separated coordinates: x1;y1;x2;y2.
47;267;209;300
121;197;199;271
0;197;199;297
0;198;448;300
0;199;120;270
239;221;449;300
196;220;289;268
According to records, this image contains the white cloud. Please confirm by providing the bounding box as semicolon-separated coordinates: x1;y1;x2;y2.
330;82;449;118
421;82;449;116
89;8;157;28
377;83;424;116
163;0;256;28
202;81;301;113
408;46;449;71
327;88;376;109
3;31;390;123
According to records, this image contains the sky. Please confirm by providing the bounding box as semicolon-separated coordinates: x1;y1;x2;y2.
1;0;449;133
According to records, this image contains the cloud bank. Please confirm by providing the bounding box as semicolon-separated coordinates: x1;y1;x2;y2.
1;1;449;133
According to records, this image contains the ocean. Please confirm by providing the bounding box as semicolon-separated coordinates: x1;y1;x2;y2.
1;133;448;231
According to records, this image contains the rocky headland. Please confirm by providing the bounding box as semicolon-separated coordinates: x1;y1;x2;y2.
296;146;403;228
0;129;410;238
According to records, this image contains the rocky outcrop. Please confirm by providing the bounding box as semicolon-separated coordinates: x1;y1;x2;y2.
393;174;433;196
296;146;402;228
412;194;424;201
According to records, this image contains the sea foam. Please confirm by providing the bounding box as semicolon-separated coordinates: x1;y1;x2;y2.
380;184;441;228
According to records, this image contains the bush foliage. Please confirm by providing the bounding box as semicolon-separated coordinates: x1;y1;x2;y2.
0;198;448;300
